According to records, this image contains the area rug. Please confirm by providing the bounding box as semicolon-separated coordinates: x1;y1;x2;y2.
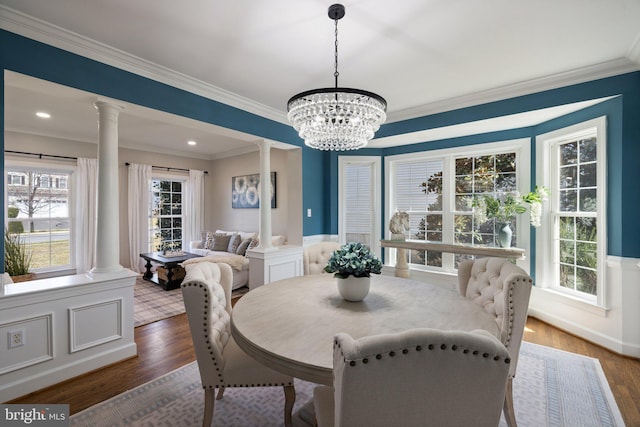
70;342;625;427
134;276;251;327
133;276;185;327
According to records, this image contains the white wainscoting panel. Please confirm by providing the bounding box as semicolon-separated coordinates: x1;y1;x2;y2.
0;314;53;375
69;299;123;353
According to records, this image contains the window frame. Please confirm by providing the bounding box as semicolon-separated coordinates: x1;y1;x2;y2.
535;116;607;308
385;138;531;273
4;158;76;274
148;171;187;252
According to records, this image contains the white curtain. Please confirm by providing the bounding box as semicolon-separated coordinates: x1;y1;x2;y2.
74;158;98;274
184;169;205;250
128;163;151;273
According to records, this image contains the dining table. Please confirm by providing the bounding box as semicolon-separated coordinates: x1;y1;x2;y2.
230;273;500;386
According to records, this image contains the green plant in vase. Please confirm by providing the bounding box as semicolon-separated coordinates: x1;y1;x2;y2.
473;186;549;248
4;228;33;278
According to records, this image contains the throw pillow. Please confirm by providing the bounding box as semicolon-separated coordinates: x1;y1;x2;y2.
246;237;259;255
203;232;215;250
212;233;232;251
236;238;252;256
226;233;241;253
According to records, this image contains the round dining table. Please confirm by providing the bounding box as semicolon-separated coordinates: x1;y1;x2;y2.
231;273;500;386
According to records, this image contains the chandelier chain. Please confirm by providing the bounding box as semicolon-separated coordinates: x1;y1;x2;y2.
334;18;339;88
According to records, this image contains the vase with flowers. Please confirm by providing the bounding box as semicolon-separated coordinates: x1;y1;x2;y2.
324;242;382;301
473;186;549;248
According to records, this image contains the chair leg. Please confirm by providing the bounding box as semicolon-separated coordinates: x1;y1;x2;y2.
283;384;296;427
503;377;517;427
216;386;225;400
203;388;215;427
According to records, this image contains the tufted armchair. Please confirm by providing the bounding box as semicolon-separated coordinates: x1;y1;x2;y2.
181;262;296;427
457;257;533;427
303;242;342;275
313;328;511;427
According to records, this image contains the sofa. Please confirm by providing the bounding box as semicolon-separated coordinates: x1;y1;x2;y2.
187;230;287;290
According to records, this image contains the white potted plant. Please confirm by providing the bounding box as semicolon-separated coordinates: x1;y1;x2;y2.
324;242;382;301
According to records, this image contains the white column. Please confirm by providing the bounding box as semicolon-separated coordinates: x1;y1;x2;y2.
257;140;273;250
91;100;124;274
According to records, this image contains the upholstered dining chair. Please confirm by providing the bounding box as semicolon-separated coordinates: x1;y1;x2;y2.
303;242;342;275
457;257;533;427
181;261;296;427
313;328;511;427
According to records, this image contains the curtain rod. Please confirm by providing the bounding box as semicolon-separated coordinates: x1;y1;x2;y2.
5;150;77;161
125;162;208;174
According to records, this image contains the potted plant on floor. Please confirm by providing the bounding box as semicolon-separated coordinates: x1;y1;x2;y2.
324;242;382;301
4;228;35;282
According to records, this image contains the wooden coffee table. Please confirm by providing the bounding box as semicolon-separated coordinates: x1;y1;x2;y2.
139;252;202;290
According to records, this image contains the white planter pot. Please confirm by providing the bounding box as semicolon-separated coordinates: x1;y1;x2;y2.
337;276;371;302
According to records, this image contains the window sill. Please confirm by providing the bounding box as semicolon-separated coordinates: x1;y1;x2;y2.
534;287;609;317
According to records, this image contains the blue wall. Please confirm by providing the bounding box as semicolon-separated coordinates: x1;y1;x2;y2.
328;73;640;258
1;29;639;260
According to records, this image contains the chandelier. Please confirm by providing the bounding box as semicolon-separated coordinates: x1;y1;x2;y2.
287;4;387;151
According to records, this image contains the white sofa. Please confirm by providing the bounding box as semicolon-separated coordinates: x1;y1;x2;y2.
188;230;287;290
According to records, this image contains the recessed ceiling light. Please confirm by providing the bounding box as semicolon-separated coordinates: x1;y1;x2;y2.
36;111;51;119
187;140;197;146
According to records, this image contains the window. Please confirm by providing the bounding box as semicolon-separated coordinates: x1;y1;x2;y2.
149;178;184;252
339;157;381;256
5;166;72;272
394;159;444;267
536;117;606;304
387;139;530;272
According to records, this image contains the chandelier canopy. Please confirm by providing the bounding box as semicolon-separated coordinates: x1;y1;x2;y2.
287;4;387;151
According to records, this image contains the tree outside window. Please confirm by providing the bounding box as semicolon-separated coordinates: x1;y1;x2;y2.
5;169;71;270
556;137;598;296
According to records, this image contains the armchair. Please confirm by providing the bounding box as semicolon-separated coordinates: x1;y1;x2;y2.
181;261;296;426
303;242;341;275
313;328;511;427
457;257;533;427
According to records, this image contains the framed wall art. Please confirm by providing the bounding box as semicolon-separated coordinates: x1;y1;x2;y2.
232;172;276;209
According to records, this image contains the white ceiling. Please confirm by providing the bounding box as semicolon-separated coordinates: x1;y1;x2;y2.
1;0;639;157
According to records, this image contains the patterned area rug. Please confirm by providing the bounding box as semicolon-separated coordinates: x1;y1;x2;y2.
134;276;250;327
133;276;185;327
70;342;624;427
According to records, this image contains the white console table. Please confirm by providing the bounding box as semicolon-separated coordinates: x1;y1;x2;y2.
381;239;525;278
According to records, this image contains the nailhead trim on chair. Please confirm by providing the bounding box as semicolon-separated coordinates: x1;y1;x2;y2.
183;280;294;389
336;341;511;367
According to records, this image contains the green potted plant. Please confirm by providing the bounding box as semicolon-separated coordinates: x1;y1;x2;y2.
4;228;35;282
473;186;549;247
324;242;382;301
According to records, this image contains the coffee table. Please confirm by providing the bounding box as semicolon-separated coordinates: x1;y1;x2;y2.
139;252;202;290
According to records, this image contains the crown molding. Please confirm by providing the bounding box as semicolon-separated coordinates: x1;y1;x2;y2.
386;58;639;123
3;5;639;128
0;5;289;124
628;32;640;65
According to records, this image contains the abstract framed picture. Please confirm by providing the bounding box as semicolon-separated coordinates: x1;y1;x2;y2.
232;172;276;208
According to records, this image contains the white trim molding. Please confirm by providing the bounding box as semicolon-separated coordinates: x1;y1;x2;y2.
529;255;640;358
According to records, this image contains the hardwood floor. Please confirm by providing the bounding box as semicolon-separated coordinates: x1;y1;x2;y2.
9;314;640;426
